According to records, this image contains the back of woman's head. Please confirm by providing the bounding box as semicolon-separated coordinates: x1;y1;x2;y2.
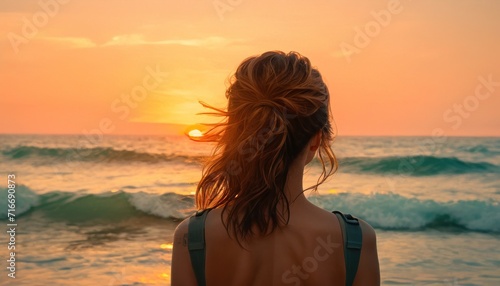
195;51;336;243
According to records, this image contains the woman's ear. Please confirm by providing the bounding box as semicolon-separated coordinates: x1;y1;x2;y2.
309;132;321;152
304;132;322;165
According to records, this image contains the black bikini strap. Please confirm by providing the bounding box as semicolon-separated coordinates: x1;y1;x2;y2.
333;211;362;286
188;209;210;286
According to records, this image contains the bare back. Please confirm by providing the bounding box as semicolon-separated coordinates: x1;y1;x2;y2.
172;199;380;286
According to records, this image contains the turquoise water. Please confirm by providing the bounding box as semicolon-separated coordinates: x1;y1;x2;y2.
0;134;499;285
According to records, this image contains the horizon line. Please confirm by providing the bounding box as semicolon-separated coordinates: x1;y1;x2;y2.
1;132;499;138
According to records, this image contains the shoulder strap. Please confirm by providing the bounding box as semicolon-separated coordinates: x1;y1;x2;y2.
333;211;362;286
188;209;211;286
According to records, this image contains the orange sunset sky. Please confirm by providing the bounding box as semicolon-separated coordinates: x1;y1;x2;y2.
1;0;499;136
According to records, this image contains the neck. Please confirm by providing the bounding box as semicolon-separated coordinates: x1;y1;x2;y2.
284;153;309;206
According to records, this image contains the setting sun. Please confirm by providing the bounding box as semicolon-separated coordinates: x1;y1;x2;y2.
188;129;203;138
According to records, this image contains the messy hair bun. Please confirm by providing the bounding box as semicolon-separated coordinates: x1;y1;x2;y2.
195;51;337;243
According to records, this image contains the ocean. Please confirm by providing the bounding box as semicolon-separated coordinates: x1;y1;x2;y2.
0;134;499;285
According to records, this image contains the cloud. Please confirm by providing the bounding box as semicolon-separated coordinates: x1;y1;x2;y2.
102;34;243;48
30;34;244;50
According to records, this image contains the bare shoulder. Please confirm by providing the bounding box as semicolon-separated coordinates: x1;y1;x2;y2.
173;217;190;245
354;218;380;286
171;217;197;286
358;218;377;245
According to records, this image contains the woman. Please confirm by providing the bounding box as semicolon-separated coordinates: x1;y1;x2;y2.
171;51;380;285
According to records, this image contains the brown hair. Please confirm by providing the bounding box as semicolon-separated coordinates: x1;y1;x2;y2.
194;51;337;244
